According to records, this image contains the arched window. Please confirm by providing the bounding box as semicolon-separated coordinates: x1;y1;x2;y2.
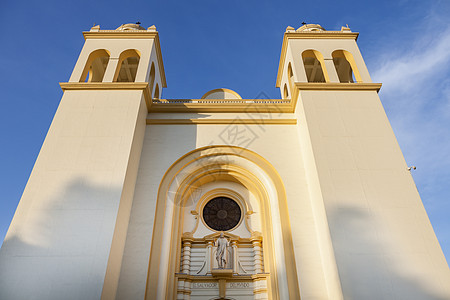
79;49;110;82
154;83;160;99
302;50;328;83
283;84;289;99
287;63;294;91
149;63;156;94
332;50;362;83
114;49;141;82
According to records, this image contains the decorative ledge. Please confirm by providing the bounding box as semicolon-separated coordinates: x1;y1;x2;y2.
285;31;359;40
59;82;152;109
294;82;382;92
83;31;158;39
150;99;293;113
146;119;297;125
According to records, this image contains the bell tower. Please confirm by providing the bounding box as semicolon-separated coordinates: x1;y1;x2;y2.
0;23;165;300
276;24;450;299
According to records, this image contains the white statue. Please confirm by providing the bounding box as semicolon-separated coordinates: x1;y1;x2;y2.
215;232;229;269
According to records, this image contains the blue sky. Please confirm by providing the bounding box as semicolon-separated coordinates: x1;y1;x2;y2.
1;0;449;263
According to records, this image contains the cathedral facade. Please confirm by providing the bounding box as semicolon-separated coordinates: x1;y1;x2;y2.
1;23;450;300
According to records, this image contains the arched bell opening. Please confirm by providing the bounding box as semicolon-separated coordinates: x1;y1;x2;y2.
283;83;289;99
287;62;294;92
79;49;110;82
302;49;329;83
145;146;300;300
113;49;141;82
149;62;156;96
332;49;363;83
153;83;160;99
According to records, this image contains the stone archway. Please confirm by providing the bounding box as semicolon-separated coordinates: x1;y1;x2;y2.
145;146;300;300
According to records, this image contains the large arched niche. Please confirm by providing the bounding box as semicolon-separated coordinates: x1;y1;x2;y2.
145;146;300;300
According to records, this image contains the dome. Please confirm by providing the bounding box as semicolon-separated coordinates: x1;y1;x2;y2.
296;24;325;32
201;88;242;99
116;23;146;31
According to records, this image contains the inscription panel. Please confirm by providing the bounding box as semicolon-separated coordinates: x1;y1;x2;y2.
189;280;255;300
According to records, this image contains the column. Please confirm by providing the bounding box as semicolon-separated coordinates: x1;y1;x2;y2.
206;241;213;273
182;240;192;274
251;239;263;274
231;241;238;273
183;280;191;300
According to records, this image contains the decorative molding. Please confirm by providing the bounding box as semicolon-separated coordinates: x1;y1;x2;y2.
59;82;152;110
294;82;382;91
287;83;382;114
83;31;158;39
82;31;167;88
149;101;293;113
286;31;359;39
195;188;247;234
188;211;200;235
244;211;255;234
175;273;269;281
146;119;297;125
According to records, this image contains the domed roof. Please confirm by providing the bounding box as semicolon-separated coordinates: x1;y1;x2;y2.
201;88;242;100
116;23;146;31
296;24;325;32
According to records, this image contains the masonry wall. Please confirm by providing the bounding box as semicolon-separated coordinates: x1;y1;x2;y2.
0;90;147;300
296;89;450;299
116;114;333;299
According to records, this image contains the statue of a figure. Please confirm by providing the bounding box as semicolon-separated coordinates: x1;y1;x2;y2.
215;232;229;269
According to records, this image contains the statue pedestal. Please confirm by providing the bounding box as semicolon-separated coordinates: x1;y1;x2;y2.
211;269;233;298
211;268;233;278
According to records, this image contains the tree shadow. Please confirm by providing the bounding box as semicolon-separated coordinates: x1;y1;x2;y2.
328;205;450;299
0;177;120;300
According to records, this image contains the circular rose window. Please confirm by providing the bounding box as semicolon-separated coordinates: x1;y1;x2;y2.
202;197;242;231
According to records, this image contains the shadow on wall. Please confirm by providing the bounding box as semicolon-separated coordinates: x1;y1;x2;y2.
328;205;449;300
115;122;198;300
0;177;121;300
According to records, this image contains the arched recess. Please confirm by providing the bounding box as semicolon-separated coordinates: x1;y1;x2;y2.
149;62;156;96
145;146;300;300
113;49;141;82
153;83;160;99
283;83;289;99
302;49;329;83
332;50;362;83
287;62;294;91
79;49;110;82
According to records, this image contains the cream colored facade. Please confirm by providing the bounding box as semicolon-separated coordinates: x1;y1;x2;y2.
1;23;450;300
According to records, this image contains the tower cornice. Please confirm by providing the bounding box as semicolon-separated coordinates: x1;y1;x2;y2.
60;82;153;110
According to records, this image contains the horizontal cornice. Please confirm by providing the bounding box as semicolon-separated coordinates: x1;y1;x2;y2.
82;31;158;39
294;82;382;91
146;118;297;125
59;82;152;110
150;99;293;113
285;31;359;40
59;83;295;113
175;273;269;281
289;82;382;112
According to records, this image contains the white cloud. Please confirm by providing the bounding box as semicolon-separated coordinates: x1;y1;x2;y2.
368;12;450;203
369;14;450;262
372;28;450;95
